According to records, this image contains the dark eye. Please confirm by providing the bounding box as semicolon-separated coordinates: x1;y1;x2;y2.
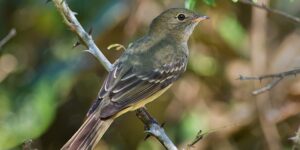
177;14;186;21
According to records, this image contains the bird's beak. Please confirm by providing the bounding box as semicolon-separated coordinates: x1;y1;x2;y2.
192;16;209;22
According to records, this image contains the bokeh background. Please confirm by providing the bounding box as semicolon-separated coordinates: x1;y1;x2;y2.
0;0;300;149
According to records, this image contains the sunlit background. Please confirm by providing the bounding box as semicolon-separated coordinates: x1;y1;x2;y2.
0;0;300;149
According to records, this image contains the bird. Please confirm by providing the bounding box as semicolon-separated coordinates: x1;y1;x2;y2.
61;8;208;150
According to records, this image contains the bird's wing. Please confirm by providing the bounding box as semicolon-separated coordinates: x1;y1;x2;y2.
87;56;187;119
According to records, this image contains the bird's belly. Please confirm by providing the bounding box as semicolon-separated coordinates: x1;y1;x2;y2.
113;84;172;119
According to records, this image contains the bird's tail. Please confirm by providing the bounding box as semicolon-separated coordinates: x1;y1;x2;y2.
61;114;113;150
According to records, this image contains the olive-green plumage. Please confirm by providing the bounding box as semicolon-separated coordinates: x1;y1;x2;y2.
62;8;208;150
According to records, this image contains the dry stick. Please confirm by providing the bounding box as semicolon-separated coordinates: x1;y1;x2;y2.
238;68;300;95
52;0;112;71
0;28;16;50
238;0;300;24
236;0;300;94
136;108;177;150
51;0;177;149
250;0;282;149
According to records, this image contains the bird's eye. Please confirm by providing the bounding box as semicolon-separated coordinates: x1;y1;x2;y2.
177;14;186;21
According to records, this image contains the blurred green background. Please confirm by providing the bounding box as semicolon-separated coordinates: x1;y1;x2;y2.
0;0;300;149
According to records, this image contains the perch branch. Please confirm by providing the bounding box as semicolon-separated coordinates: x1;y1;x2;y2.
136;107;177;150
0;28;16;50
52;0;112;71
51;0;176;149
238;0;300;24
238;68;300;95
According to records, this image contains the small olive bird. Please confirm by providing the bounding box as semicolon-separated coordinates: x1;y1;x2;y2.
62;8;208;150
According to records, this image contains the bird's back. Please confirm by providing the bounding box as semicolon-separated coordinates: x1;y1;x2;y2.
120;35;189;73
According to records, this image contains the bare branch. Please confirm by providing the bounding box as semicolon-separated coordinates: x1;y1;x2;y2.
251;77;282;95
136;107;177;150
238;68;300;95
238;0;300;24
52;0;112;71
51;0;176;149
0;28;16;50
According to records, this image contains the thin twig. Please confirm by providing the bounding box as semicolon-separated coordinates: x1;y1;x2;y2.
251;77;283;95
0;28;16;50
51;0;176;149
238;68;300;95
136;107;177;150
187;129;205;148
238;0;300;24
186;122;242;149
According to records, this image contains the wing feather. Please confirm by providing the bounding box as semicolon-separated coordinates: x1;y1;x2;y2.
88;56;187;118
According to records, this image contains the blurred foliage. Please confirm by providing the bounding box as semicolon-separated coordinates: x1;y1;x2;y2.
217;15;248;56
0;0;300;150
185;0;197;10
202;0;216;7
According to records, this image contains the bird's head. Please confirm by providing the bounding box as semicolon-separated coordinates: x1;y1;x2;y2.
149;8;209;42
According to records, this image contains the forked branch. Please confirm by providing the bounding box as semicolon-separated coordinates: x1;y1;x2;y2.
238;68;300;95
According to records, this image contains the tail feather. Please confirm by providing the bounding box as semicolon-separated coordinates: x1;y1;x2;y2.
61;114;113;150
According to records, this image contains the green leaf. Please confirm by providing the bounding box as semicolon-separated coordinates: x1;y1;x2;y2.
0;49;78;149
217;15;247;56
0;70;75;149
185;0;197;10
179;112;209;142
188;52;218;77
203;0;216;6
